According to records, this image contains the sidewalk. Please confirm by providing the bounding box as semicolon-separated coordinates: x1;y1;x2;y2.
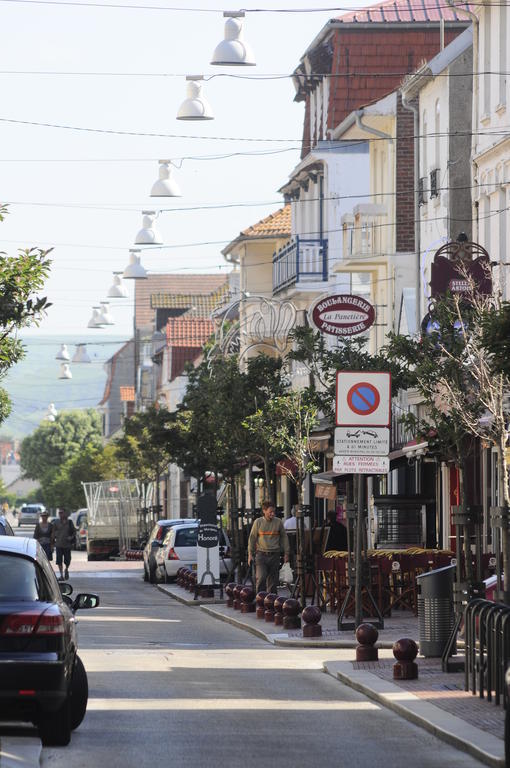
160;582;506;767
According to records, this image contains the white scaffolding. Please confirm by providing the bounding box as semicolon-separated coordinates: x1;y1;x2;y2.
82;478;148;554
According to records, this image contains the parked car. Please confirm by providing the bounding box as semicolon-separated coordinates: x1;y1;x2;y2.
155;521;232;583
143;519;189;583
18;503;46;526
0;516;14;536
70;509;88;550
0;535;99;746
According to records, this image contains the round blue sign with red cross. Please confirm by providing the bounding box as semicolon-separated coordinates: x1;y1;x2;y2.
347;382;380;416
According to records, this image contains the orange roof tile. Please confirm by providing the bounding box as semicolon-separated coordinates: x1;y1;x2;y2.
135;274;229;327
241;205;291;238
166;318;214;348
336;0;472;23
120;386;135;402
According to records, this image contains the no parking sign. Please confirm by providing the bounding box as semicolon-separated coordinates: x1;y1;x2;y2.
336;371;391;427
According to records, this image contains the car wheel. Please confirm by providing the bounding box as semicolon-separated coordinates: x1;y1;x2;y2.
143;563;149;582
38;695;71;746
148;558;157;584
70;655;88;730
164;569;173;584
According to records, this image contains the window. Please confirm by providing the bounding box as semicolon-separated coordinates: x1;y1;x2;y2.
484;4;492;115
422;110;428;177
418;177;426;205
499;1;507;107
175;528;198;547
0;555;40;601
430;169;439;199
434;100;440;170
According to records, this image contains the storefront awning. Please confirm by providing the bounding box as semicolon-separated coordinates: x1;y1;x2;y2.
312;471;345;485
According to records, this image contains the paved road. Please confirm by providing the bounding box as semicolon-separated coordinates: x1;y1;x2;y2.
0;560;475;768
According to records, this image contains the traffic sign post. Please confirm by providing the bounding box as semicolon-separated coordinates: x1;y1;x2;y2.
334;427;390;457
336;371;391;427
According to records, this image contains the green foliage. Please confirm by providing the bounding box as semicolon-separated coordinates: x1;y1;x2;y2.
0;209;52;425
42;443;123;510
114;405;180;486
20;410;103;507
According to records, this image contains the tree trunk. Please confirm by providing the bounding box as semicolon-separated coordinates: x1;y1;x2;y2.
295;475;307;610
497;433;510;603
457;459;473;584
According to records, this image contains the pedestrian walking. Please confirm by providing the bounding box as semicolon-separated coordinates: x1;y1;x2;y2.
248;500;290;595
51;509;76;581
33;511;54;561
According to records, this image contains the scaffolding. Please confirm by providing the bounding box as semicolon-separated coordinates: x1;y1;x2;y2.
82;478;149;555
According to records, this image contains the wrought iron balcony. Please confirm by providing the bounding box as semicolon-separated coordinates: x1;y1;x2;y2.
273;237;328;294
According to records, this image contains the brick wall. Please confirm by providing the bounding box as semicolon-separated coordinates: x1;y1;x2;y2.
396;93;417;253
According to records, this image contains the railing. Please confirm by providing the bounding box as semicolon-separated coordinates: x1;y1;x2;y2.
273;236;328;294
464;598;510;707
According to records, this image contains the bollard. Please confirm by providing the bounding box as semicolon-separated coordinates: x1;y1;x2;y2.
355;623;379;662
264;593;277;622
225;582;237;608
179;568;190;588
189;572;197;593
198;584;214;598
282;598;301;630
273;595;286;626
255;591;268;619
240;586;256;613
393;638;418;680
302;605;322;638
233;584;243;610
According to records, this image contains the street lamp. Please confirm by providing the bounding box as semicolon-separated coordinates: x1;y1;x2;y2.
176;76;214;120
150;161;182;198
55;344;70;361
135;211;163;246
107;272;128;298
87;307;105;329
98;302;115;326
58;363;72;380
210;12;256;66
123;249;148;280
72;344;91;363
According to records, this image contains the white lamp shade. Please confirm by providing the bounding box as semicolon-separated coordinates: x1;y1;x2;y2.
107;273;128;298
58;363;72;380
123;251;147;280
211;16;256;66
150;161;182;197
72;344;92;363
176;80;214;120
87;307;104;328
99;302;115;326
48;403;58;417
55;344;70;361
135;211;163;245
45;413;56;422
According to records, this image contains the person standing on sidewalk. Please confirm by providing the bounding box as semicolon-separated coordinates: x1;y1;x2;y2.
248;501;290;595
51;508;76;581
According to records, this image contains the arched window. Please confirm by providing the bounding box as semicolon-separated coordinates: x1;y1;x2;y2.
422;110;428;177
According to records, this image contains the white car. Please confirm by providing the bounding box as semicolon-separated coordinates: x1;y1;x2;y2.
155;522;232;583
19;504;46;526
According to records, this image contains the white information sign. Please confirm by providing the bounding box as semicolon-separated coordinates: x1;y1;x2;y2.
334;426;390;456
336;371;391;427
333;455;390;475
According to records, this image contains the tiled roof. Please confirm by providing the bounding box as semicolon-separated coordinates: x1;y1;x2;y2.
135;274;229;327
120;386;135;402
150;284;230;317
166;318;214;348
241;205;291;238
336;0;472;24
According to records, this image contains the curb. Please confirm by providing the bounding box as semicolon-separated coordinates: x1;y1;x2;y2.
157;584;227;607
200;605;276;642
323;660;505;768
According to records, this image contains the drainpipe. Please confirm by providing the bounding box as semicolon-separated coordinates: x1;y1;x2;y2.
401;93;421;334
355;110;393;143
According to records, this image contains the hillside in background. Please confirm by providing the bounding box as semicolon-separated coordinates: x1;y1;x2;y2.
0;335;129;439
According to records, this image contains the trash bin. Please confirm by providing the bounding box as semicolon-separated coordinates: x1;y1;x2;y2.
416;564;455;657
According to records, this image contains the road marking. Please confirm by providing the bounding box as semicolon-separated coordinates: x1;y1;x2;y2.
87;697;379;711
0;736;41;767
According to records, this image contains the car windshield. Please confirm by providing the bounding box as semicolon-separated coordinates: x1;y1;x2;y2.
0;554;40;601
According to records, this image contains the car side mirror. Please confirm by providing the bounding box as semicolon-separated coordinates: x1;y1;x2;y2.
59;582;73;597
72;593;100;611
151;540;162;548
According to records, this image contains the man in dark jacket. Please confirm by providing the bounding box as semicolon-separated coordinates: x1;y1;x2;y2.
51;508;76;581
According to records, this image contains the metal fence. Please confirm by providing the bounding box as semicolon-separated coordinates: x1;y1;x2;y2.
464;598;510;707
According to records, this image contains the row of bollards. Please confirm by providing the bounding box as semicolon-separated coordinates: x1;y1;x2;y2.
355;623;418;679
224;583;323;636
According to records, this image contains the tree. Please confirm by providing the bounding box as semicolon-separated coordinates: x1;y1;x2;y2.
114;406;180;507
0;206;52;424
20;410;102;507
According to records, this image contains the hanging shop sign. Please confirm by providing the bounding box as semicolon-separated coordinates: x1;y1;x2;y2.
309;294;375;337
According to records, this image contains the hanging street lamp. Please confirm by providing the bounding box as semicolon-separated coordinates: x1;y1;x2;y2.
135;211;162;245
72;344;92;363
58;363;72;380
211;12;256;66
55;344;70;361
150;160;182;198
107;271;129;298
123;249;148;280
176;76;214;120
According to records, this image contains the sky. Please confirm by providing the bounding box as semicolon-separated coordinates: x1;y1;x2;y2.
0;0;373;344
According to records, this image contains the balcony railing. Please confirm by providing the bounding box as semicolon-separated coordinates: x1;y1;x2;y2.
273;237;328;294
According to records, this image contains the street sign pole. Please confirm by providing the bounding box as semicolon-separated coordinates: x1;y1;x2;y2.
355;474;364;627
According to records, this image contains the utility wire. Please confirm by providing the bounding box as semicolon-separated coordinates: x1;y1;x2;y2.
0;1;484;12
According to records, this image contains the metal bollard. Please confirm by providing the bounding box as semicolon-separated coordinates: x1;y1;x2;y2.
240;586;256;613
282;598;301;630
255;591;268;619
393;638;418;680
302;605;322;638
356;623;379;662
264;593;277;622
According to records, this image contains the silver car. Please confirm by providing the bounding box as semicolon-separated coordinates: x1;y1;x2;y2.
19;504;46;526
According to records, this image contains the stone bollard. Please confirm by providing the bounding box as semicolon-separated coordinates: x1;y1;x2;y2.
273;595;286;626
189;572;197;593
264;592;277;622
183;570;192;590
393;638;418;680
240;586;256;613
302;605;322;638
198;584;214;598
233;584;243;610
225;582;237;608
255;591;268;619
176;568;187;587
355;623;379;662
282;598;301;630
